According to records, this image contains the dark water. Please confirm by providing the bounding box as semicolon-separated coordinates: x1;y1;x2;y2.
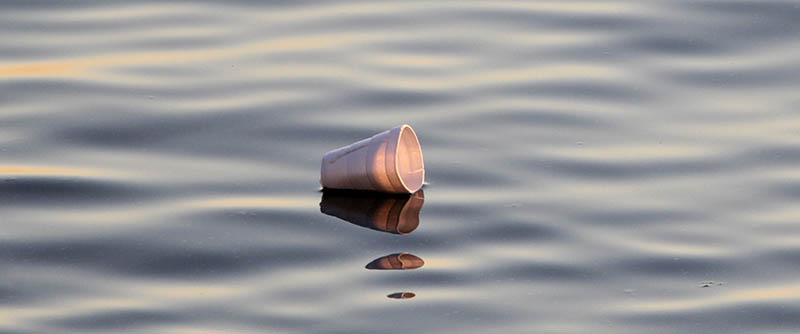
2;1;800;332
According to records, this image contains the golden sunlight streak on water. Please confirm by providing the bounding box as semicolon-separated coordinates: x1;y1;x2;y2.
0;33;367;79
0;63;77;78
0;297;151;327
0;165;113;177
187;197;317;209
621;283;800;313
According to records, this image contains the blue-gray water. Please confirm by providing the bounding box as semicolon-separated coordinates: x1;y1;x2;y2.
2;1;800;332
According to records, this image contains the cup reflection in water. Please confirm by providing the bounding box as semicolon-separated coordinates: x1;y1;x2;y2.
320;124;424;194
319;189;424;235
366;253;425;270
387;292;416;299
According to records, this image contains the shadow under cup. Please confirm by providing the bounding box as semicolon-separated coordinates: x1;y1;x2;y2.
319;189;425;235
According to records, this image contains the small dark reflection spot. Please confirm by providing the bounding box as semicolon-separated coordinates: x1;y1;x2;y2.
700;281;725;288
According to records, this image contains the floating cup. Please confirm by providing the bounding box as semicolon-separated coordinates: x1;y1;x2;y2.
319;189;424;235
321;124;424;194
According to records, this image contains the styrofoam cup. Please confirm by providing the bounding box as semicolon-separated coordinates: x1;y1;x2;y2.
321;124;424;194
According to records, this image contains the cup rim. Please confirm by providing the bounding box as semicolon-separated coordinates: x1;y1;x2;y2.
393;124;425;193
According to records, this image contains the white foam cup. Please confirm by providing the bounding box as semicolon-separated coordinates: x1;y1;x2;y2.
321;124;424;194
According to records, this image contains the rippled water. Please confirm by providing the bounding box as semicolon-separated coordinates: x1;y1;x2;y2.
2;1;800;332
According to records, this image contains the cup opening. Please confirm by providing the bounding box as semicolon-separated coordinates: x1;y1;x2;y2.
395;125;424;193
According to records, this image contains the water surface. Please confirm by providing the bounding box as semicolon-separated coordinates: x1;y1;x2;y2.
2;1;800;332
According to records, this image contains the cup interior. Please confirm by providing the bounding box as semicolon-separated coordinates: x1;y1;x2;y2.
396;126;424;192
